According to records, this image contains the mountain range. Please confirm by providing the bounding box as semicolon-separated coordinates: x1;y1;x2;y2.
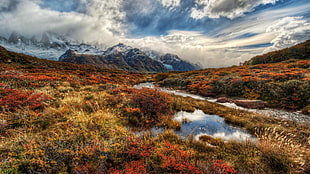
59;43;201;72
0;32;201;72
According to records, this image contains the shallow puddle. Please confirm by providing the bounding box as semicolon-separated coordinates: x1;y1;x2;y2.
173;109;256;142
138;110;256;143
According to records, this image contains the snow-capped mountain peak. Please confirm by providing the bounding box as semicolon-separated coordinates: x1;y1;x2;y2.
0;32;201;72
104;43;133;55
141;48;164;60
0;31;106;61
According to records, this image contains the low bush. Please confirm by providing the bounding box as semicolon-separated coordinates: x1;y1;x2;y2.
0;88;51;111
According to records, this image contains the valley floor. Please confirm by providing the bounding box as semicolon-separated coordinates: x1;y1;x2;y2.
1;76;309;173
0;46;309;173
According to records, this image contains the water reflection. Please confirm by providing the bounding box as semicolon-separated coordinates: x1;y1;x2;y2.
174;110;256;142
137;110;256;143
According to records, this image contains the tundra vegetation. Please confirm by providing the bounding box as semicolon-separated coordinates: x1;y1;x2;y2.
0;46;309;173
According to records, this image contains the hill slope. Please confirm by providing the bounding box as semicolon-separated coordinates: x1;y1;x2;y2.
157;59;310;114
244;40;310;65
1;43;309;114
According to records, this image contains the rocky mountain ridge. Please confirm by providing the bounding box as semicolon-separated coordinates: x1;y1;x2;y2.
59;43;201;72
0;32;201;72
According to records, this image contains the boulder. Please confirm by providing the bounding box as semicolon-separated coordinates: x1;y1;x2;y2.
216;97;232;103
233;100;267;109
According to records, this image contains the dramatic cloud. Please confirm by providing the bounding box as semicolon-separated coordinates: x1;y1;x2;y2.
124;30;268;67
126;6;310;67
191;0;278;19
0;0;125;44
0;0;309;68
266;16;310;51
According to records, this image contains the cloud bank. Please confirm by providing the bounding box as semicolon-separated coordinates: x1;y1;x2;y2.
190;0;279;19
266;16;310;51
0;0;125;43
0;0;309;68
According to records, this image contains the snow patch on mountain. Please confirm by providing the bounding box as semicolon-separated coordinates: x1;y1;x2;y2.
0;32;106;61
104;43;133;55
163;64;173;70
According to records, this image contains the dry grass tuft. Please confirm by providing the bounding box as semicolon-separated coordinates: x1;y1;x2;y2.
255;127;309;172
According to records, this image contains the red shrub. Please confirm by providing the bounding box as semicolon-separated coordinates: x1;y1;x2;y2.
0;83;8;87
109;161;147;174
120;88;173;127
0;88;51;111
206;160;237;174
156;142;203;174
124;137;154;160
130;88;172;114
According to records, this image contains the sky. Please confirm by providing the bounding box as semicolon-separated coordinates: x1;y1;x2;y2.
0;0;309;68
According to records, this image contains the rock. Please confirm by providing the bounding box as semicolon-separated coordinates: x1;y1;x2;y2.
216;97;232;103
233;100;267;109
59;43;170;72
8;31;20;44
159;53;201;71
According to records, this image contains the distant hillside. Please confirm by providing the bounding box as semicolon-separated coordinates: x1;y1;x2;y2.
244;40;310;65
0;44;149;90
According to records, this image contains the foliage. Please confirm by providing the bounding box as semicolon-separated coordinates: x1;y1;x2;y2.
128;88;173;127
0;88;51;111
104;138;236;174
107;87;173;128
159;60;310;112
302;104;310;115
154;141;202;173
154;73;170;82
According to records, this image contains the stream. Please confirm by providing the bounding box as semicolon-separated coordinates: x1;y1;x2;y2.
134;82;310;142
134;82;310;124
134;83;257;142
